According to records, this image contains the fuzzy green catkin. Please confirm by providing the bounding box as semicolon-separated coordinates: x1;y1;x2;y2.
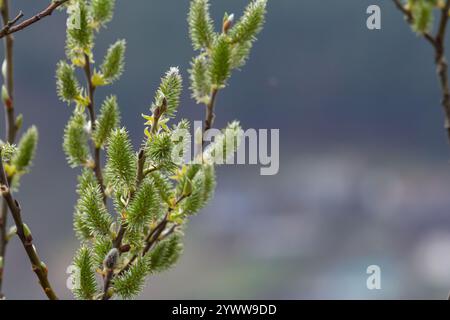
72;247;97;300
209;35;231;88
105;128;137;192
0;143;16;161
112;255;151;299
56;61;80;103
229;0;267;44
91;0;116;27
63;112;90;167
149;234;183;273
202;121;242;165
150;172;173;205
12;126;38;172
411;0;434;33
152;67;183;118
77;184;112;237
126;179;161;231
66;0;93;59
189;56;211;103
93;236;113;268
101;39;126;83
230;40;253;69
94;95;121;148
188;0;215;50
146;133;174;166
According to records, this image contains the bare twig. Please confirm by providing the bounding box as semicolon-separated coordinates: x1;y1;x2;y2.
0;154;58;300
0;0;69;39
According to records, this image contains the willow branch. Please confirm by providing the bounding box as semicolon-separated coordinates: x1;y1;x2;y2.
0;0;17;297
392;0;436;47
202;88;219;147
0;0;69;39
0;155;58;300
393;0;450;143
83;54;106;202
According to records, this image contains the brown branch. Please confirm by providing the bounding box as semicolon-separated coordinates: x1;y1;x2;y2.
434;0;450;143
202;88;219;148
83;54;106;202
0;0;69;39
0;0;17;297
393;0;450;299
0;154;58;300
392;0;450;142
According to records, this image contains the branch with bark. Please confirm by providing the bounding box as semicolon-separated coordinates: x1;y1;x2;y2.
392;0;450;142
0;0;69;39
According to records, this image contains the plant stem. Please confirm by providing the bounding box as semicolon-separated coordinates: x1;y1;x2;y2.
0;0;17;298
0;154;58;300
393;0;450;299
392;0;450;143
202;88;219;147
0;0;69;39
83;54;106;202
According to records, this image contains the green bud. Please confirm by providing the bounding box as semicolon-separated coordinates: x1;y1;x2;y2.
22;223;32;242
2;59;7;79
15;114;23;131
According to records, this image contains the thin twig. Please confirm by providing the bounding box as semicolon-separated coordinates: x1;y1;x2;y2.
202;88;219;147
393;0;450;142
0;154;58;300
0;0;17;297
83;54;106;202
0;0;69;39
392;0;450;299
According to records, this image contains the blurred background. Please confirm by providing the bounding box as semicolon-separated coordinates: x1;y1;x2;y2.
2;0;450;299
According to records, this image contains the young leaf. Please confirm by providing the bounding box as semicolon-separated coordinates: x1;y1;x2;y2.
94;95;121;148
